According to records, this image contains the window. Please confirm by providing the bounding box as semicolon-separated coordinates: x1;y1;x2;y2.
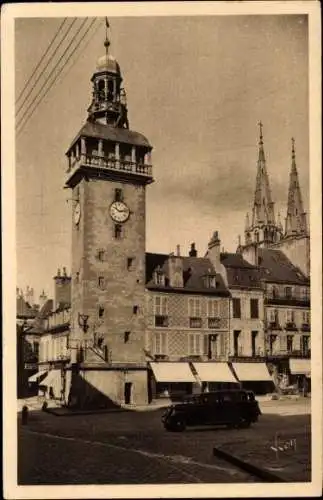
127;257;135;270
207;300;219;318
124;331;130;343
302;288;310;301
154;268;165;285
114;224;122;239
250;299;259;319
287;335;293;352
286;310;294;323
205;275;217;288
232;298;241;318
115;188;123;201
303;311;310;324
133;305;139;315
251;331;257;356
285;286;293;299
98;306;104;318
203;335;210;356
301;335;310;354
272;286;279;298
97;249;105;262
154;296;168;327
189;298;201;317
233;330;240;356
155;331;167;354
189;334;201;355
98;276;105;290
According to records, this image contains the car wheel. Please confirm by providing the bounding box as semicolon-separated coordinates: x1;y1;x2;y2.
174;418;186;432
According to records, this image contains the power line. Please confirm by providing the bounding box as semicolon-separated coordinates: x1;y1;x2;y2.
16;18;77;118
17;18;94;136
16;18;68;106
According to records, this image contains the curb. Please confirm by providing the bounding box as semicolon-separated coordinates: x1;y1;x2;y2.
213;447;286;482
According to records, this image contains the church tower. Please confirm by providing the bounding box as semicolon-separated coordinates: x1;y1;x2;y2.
284;138;308;237
244;122;283;248
65;20;153;406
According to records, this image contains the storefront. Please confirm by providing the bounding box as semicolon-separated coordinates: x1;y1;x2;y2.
149;362;197;402
192;362;239;392
289;358;311;394
231;362;274;394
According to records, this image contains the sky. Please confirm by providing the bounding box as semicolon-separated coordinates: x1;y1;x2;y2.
15;14;309;301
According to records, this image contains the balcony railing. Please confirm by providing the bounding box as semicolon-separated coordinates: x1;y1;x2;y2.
265;293;310;306
208;317;221;329
285;322;298;331
68;153;153;178
267;321;282;330
266;349;310;359
189;317;202;328
155;315;169;327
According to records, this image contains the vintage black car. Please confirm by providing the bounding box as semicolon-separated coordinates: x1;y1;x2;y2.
162;390;261;431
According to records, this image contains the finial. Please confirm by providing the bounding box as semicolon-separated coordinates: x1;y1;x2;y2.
291;137;295;159
104;17;110;53
258;121;263;145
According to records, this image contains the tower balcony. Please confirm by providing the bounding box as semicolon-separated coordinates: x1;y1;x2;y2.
66;153;153;187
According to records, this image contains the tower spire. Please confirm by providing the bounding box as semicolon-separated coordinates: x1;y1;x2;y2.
285;138;307;236
104;17;110;56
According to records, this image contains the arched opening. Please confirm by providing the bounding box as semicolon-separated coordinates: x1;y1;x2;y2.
107;79;114;101
97;79;105;101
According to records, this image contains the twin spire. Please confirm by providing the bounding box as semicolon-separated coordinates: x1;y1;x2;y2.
244;123;307;247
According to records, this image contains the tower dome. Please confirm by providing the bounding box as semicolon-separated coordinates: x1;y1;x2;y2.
96;53;120;74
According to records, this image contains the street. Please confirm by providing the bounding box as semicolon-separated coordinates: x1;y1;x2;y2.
18;399;311;485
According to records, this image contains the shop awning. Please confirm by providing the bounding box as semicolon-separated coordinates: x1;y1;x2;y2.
149;362;196;383
28;369;47;382
290;359;311;377
232;362;272;382
40;369;61;386
192;362;238;383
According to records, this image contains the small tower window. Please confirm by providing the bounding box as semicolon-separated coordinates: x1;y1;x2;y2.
114;224;122;239
127;257;135;270
115;188;123;201
98;306;105;318
98;276;106;290
97;249;105;262
124;331;131;343
133;305;139;315
98;79;105;101
107;79;114;100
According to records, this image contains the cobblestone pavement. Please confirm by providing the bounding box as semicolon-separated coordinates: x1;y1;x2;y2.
18;405;311;485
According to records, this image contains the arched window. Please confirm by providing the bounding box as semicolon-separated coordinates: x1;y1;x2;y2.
107;79;114;100
98;80;105;101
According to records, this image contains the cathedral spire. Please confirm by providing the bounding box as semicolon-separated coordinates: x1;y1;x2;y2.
285;138;307;236
252;121;275;228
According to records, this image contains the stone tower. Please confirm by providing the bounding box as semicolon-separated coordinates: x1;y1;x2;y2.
65;20;153;406
244;122;283;248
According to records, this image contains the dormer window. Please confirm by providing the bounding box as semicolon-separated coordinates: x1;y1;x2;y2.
204;275;217;288
154;268;165;286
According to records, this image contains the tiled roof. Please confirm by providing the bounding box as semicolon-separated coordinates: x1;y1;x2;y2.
258;248;309;285
69;121;151;151
145;253;230;295
220;253;262;289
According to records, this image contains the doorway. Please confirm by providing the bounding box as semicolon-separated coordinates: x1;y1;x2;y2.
124;382;132;404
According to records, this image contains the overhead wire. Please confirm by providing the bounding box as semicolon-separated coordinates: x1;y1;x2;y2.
16;17;68;106
16;17;90;135
16;18;77;117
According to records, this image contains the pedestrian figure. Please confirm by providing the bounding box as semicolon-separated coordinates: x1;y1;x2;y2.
21;405;28;425
42;401;48;412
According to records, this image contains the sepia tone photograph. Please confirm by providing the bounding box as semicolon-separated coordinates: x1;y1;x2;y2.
2;1;322;498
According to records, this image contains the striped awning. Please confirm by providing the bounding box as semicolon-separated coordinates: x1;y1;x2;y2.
28;369;47;382
149;362;196;383
39;369;61;386
192;362;238;383
232;362;272;382
290;359;311;377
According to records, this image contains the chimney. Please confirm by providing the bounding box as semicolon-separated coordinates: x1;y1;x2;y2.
168;253;183;288
176;244;181;257
207;231;221;273
189;242;197;257
39;290;48;309
25;286;34;306
54;266;71;309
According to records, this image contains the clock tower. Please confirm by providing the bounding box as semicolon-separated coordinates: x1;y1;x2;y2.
65;21;153;407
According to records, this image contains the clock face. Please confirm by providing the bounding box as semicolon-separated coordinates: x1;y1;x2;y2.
109;201;130;223
74;203;81;225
